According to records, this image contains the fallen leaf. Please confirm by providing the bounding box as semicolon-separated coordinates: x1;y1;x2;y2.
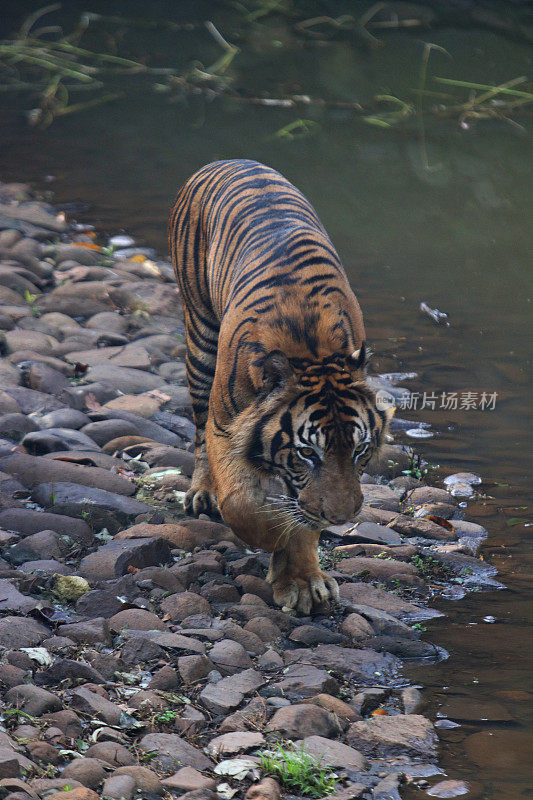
426;515;455;532
85;392;101;411
71;241;102;250
20;647;53;666
371;708;389;716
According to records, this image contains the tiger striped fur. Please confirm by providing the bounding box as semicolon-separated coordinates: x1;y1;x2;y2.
169;160;392;613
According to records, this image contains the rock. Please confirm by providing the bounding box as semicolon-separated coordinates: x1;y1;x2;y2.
124;629;205;652
266;704;342;739
208;639;253;675
0;745;35;776
361;484;401;510
41;710;83;738
160;591;211;622
246;779;280;800
336;556;422;585
53;575;90;602
162;766;216;791
214;669;265;696
5;685;62;716
340;613;375;641
344;605;416;639
219;697;268;734
401;686;423;714
373;772;401;800
289;625;346;646
0;412;39;440
70;687;122;725
327;521;403;546
138;733;213;774
101;774;136;800
116;522;211;551
81;419;142;447
84;364;166;394
113;766;165;796
28;739;61;764
61;759;106;789
128;690;167;712
272;664;338;699
426;780;471;798
338;582;434;619
108;608;167;633
0;579;38;614
102;394;162;417
234;574;273;603
148;665;179;691
199;682;244;715
22;428;101;455
0;753;21;779
178;654;214;684
205;731;265;756
174;706;206;736
311;694;360;726
79;538;172;581
0;453;135;495
35;659;105;687
285;644;400;683
409;487;456;506
30;482;150;528
84;742;136;767
244;617;282;642
57;619;111;645
0;665;28;690
39;409;91;429
346;714;437;757
7;530;68;565
3;329;59;355
46;789;100;800
0;508;93;545
299;736;367;769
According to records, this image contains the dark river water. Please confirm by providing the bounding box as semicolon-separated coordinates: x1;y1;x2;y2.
1;2;532;797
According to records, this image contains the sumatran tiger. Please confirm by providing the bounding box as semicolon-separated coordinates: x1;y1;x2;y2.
169;159;392;614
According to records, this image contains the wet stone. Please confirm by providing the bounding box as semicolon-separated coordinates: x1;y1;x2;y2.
346;714;437;758
60;759;106;789
5;685;62;716
208;639;253;675
271;664;338;699
205;731;265;756
84;742;136;767
298;736;367;770
138;733;213;774
79;537;172;581
266;704;342;739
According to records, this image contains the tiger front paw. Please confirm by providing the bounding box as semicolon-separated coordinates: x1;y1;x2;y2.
184;487;220;518
271;570;339;615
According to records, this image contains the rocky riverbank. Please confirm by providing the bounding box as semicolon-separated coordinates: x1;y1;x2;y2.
0;180;500;800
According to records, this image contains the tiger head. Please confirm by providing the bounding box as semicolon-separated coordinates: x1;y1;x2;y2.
243;343;393;529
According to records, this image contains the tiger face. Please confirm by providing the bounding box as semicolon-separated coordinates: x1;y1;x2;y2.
245;346;392;529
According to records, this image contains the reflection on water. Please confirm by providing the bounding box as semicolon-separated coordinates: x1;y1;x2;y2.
0;2;532;797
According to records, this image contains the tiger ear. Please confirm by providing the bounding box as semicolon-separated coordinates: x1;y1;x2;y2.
258;350;293;396
347;341;370;376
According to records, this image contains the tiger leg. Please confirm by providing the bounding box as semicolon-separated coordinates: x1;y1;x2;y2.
266;530;339;615
183;309;220;518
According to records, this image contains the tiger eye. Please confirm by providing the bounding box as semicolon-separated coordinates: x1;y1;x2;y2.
300;446;315;459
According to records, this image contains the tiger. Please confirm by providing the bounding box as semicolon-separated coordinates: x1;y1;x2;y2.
169;159;393;614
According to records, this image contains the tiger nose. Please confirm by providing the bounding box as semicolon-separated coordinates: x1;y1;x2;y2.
323;512;349;525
